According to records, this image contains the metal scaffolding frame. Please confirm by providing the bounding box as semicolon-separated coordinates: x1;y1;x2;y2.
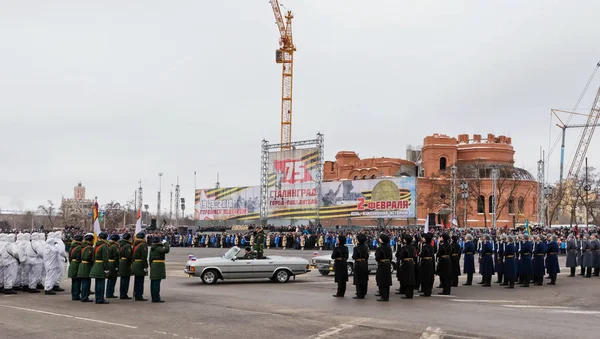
259;133;324;225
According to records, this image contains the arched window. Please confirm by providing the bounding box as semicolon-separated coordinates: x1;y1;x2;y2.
353;176;358;180
518;197;525;215
370;174;376;179
362;175;367;180
439;157;447;171
488;196;495;214
477;195;485;214
508;196;515;214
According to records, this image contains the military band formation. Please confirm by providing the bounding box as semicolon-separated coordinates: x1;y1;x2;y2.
0;231;170;304
331;231;600;301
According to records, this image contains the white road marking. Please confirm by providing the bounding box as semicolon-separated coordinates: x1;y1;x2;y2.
453;299;519;303
0;304;138;329
311;324;355;339
501;305;570;309
420;326;444;339
549;310;600;316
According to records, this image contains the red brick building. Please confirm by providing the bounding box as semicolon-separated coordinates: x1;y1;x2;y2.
323;133;538;228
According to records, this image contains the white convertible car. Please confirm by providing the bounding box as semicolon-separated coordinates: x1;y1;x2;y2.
184;246;311;284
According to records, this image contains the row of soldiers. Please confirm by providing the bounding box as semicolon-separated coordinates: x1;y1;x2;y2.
331;231;575;302
565;234;600;277
67;231;170;303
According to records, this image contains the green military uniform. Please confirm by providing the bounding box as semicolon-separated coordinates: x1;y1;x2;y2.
77;238;94;302
90;237;109;304
253;228;265;259
149;240;170;302
118;236;133;299
131;234;149;301
68;239;82;301
105;238;120;298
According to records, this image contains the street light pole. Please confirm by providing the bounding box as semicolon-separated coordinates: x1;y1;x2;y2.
451;166;457;225
461;181;469;229
491;168;499;230
157;173;162;226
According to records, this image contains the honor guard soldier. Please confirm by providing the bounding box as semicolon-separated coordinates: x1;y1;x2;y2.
132;232;149;301
450;235;461;287
566;234;578;277
149;236;170;302
519;234;533;287
331;235;349;298
591;234;600;276
480;235;494;287
577;234;585;275
397;234;416;299
533;235;547;286
375;234;393;301
495;236;504;284
105;234;120;298
118;233;133;299
462;235;475;285
253;227;265;259
582;235;593;277
436;234;452;295
68;235;83;300
351;234;369;299
503;236;517;289
419;233;435;297
77;234;94;302
90;232;110;304
546;235;560;285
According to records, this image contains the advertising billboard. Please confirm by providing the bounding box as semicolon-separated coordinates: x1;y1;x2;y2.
195;186;260;221
320;177;416;219
266;147;319;219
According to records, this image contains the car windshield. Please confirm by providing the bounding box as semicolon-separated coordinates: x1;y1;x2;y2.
223;246;241;260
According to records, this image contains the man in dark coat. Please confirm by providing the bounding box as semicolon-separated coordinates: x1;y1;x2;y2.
352;234;369;299
413;234;422;292
118;233;133;299
375;234;393;301
436;233;452;295
398;234;416;299
462;234;476;286
577;234;585;275
519;234;533;287
582;235;593;277
565;234;578;277
495;235;505;284
450;235;461;287
480;234;494;287
591;234;600;276
533;235;547;286
503;236;517;289
331;235;349;298
419;233;435;297
546;235;560;285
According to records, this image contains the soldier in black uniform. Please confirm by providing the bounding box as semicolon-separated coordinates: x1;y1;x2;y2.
419;233;435;297
450;235;461;287
436;233;452;295
352;234;369;299
397;234;416;299
331;235;349;298
375;233;393;302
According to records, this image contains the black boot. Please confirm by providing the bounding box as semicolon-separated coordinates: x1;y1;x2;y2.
3;289;17;294
569;267;575;277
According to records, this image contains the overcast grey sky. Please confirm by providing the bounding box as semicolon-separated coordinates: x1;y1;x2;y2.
1;0;599;213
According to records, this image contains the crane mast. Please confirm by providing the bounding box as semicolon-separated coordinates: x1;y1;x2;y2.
270;0;296;150
566;86;600;181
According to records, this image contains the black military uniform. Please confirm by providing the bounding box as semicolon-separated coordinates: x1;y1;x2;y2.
419;233;435;297
398;234;416;299
352;234;369;299
450;235;462;287
331;235;349;297
437;233;452;295
375;234;393;301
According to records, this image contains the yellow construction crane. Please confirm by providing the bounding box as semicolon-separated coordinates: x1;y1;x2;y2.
269;0;296;150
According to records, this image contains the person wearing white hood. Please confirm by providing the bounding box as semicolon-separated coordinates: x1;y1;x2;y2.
4;233;20;294
0;234;7;293
52;231;67;291
25;233;42;293
16;233;31;292
43;231;62;295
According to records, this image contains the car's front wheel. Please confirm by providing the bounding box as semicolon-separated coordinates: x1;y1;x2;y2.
319;270;330;276
274;269;291;283
201;269;218;285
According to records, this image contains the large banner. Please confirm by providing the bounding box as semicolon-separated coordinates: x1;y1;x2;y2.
320;177;416;219
195;186;260;221
267;147;319;218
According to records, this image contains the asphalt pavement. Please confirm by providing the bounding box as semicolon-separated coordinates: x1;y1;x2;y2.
1;247;599;339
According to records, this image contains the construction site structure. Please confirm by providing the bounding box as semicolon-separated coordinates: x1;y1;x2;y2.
270;0;296;150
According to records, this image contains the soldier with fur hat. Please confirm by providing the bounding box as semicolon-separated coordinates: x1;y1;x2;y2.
105;234;120;298
118;233;133;299
419;233;435;297
131;232;149;301
90;232;110;304
397;234;416;299
436;233;452;295
375;233;393;301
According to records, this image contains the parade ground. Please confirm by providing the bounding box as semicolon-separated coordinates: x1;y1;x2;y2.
1;247;599;339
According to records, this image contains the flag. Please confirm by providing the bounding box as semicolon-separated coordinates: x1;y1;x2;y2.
424;215;429;233
135;207;143;235
524;219;530;235
93;200;101;244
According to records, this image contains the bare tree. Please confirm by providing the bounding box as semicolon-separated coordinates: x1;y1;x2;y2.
38;200;55;228
103;201;125;229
